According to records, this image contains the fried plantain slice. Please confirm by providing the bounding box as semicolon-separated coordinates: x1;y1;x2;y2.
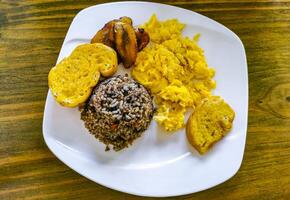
119;16;133;25
91;20;116;47
91;16;133;48
135;28;150;51
114;22;138;68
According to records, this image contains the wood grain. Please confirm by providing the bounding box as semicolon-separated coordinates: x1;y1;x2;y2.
0;0;290;199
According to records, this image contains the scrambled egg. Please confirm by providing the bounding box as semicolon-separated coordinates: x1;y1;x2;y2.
132;15;216;131
141;14;185;44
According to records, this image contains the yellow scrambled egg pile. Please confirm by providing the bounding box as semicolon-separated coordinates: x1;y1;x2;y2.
131;15;216;131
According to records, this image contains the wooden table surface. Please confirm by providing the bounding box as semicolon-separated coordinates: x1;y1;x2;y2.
1;0;290;199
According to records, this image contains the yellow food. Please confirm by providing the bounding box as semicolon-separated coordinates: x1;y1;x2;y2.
72;43;118;77
141;14;185;44
132;15;215;131
48;43;117;107
186;96;235;154
91;16;133;48
154;101;186;132
114;22;138;68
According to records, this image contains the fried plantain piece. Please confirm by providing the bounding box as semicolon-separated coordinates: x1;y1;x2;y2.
135;28;150;51
91;20;116;47
119;16;133;25
114;22;138;68
91;17;133;48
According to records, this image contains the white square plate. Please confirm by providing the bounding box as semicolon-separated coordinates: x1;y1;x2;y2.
43;1;248;197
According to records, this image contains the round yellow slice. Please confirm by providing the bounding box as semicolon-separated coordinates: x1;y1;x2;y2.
48;43;118;107
186;96;235;154
71;43;118;77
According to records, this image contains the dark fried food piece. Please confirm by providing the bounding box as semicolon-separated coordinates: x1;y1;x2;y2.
91;17;133;48
91;16;150;68
91;20;116;47
135;28;150;51
119;16;133;25
114;22;138;68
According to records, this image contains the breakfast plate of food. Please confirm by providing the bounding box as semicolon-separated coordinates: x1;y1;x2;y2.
43;1;248;197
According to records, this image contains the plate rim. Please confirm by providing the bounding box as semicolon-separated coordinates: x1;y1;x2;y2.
43;1;248;197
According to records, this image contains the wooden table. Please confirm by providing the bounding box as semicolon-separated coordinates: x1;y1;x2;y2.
1;0;289;199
